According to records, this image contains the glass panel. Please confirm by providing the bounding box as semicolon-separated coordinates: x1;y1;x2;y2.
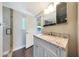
22;18;26;30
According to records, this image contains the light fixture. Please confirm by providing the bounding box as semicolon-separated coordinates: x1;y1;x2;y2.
44;3;55;14
44;4;54;14
44;9;49;14
54;2;60;8
54;2;60;5
44;2;60;14
48;4;55;12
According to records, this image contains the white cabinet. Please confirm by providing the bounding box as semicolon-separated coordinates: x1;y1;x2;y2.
37;44;44;57
59;48;65;57
44;48;57;57
33;41;44;57
33;36;68;57
58;47;68;57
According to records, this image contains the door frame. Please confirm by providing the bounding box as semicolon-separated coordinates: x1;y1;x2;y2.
0;3;3;57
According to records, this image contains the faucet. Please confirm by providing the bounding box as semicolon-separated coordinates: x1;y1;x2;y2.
48;32;52;36
50;32;52;36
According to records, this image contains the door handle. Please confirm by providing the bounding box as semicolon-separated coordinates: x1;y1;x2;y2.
6;28;12;35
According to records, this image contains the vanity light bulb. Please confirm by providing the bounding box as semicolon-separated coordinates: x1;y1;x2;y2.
48;4;54;12
54;2;60;5
54;2;60;8
44;9;49;14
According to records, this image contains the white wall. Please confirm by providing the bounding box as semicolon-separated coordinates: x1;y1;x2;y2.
13;10;37;50
0;3;3;57
13;10;26;51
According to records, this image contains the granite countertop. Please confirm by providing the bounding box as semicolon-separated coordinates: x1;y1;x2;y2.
34;34;69;49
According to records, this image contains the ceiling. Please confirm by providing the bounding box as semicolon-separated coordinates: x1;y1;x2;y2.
3;2;50;16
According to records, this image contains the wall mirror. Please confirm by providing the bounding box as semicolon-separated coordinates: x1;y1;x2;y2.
42;2;67;27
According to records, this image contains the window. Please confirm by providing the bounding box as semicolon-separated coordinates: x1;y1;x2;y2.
22;18;26;30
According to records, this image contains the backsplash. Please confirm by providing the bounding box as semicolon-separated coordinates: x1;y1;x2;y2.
43;32;70;39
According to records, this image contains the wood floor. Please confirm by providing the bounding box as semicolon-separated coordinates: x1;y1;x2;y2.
12;46;33;57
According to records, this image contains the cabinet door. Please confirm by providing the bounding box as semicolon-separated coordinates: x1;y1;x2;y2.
33;45;39;57
33;40;44;57
59;48;65;57
33;39;39;57
37;43;45;57
44;48;57;57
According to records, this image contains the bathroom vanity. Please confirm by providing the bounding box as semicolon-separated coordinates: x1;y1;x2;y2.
33;34;69;57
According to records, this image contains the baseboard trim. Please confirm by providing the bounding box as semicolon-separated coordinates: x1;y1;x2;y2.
3;45;33;56
13;45;26;52
26;45;33;50
3;45;26;56
3;50;9;56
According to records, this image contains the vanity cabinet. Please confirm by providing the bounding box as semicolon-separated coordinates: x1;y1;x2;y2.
33;36;68;57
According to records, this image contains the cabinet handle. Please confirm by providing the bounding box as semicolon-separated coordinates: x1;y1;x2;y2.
36;45;40;47
36;45;39;47
36;45;38;47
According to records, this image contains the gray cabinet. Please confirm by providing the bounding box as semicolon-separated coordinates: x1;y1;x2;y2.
33;36;68;57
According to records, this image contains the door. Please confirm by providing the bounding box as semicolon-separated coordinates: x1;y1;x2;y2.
3;6;13;56
26;16;36;48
